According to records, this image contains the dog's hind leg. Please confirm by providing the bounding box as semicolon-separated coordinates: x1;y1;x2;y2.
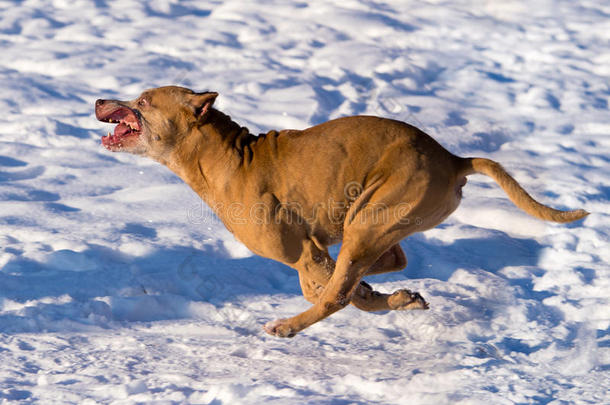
296;242;421;311
347;242;427;312
292;240;419;309
293;241;395;309
267;231;427;336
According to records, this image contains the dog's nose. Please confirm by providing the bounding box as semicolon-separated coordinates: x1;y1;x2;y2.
95;99;106;107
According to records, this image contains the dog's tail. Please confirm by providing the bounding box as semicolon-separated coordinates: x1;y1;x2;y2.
457;157;589;223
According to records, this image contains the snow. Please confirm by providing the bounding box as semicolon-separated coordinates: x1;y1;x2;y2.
0;0;609;403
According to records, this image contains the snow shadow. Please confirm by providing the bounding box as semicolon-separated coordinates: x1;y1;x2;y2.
0;227;546;334
367;229;549;302
402;231;543;282
0;242;298;333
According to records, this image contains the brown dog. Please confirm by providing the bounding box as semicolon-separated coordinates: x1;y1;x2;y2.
95;86;588;337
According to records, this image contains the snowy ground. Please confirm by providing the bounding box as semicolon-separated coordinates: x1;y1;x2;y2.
1;0;609;403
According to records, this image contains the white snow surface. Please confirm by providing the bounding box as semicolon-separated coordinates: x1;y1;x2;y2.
1;0;609;403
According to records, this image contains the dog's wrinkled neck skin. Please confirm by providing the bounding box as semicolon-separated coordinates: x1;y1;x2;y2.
206;109;260;160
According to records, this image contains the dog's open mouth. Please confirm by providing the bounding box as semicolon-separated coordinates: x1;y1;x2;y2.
96;104;142;150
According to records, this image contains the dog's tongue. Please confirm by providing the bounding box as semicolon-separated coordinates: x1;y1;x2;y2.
114;122;131;137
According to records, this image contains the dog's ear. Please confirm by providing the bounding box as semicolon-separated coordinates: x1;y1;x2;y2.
188;91;218;120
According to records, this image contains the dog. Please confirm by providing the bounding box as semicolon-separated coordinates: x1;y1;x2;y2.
95;86;588;337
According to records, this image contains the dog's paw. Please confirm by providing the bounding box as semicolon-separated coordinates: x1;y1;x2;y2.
388;289;429;310
263;319;297;338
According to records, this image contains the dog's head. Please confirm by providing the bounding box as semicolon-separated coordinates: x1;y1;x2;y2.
95;86;218;159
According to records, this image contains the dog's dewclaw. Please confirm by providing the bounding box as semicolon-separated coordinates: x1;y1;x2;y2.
388;289;429;310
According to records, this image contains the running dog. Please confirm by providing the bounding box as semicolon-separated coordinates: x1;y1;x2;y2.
95;86;588;337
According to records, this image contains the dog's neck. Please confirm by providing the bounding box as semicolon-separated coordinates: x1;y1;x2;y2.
166;108;260;206
207;109;260;160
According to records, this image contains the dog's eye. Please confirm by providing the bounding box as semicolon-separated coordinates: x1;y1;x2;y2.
138;98;149;107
